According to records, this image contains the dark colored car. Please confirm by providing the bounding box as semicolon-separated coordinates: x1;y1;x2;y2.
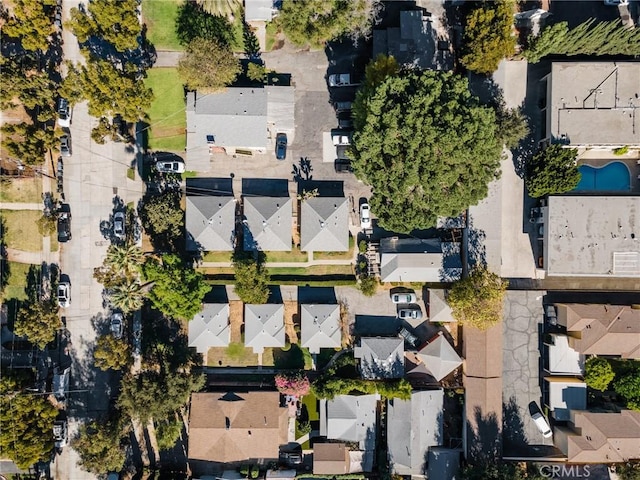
335;159;352;173
57;205;71;242
110;312;124;339
275;133;287;160
60;134;71;157
57;98;70;127
337;112;353;130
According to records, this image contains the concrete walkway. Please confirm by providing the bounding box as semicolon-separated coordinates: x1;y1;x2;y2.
154;50;182;68
0;202;42;210
200;258;353;269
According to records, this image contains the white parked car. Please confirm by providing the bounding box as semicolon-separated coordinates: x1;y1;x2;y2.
398;306;423;320
57;282;70;308
391;292;417;304
155;159;185;173
360;203;371;229
332;132;351;146
328;73;358;87
532;411;553;438
113;211;125;240
53;420;68;449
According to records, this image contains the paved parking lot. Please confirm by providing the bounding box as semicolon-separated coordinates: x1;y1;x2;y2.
502;290;555;453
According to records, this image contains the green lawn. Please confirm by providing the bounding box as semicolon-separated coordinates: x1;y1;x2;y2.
142;0;183;51
264;20;279;52
0;178;42;203
144;68;186;151
0;262;32;301
202;251;232;262
1;210;42;252
265;248;308;263
267;265;353;276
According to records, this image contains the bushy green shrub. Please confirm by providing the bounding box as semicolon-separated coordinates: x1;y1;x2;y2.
584;357;615;392
614;145;629;156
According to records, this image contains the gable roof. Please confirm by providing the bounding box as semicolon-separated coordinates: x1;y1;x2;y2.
313;443;350;475
301;304;341;354
300;197;348;252
186;89;268;150
427;289;455;323
558;410;640;463
244;304;285;353
556;304;640;359
188;392;288;463
354;337;404;379
409;335;461;381
243;197;292;251
380;238;462;282
186;195;236;252
387;390;444;475
189;303;230;353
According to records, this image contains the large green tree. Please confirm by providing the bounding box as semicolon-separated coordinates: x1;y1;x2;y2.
142;254;211;320
104;244;144;280
526;144;580;198
461;0;516;74
108;281;145;313
138;191;184;246
94;334;131;371
448;267;508;331
73;420;129;475
615;373;640;410
0;370;59;469
276;0;374;48
177;38;241;92
2;0;55;52
232;252;270;304
351;69;502;232
1;122;59;166
14;300;60;350
584;357;615;392
118;369;205;424
68;0;141;52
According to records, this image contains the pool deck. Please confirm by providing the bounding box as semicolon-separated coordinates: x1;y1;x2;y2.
578;152;640;192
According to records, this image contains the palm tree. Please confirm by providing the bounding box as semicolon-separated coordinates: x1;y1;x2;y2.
108;281;145;313
104;244;144;280
197;0;241;19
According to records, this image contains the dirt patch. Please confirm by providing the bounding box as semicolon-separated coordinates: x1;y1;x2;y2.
150;125;184;138
229;300;243;343
284;300;298;343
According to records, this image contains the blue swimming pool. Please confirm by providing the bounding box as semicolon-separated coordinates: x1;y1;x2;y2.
574;161;631;192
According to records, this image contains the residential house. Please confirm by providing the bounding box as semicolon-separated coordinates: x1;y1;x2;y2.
543;377;587;422
300;304;341;354
372;9;452;70
462;325;503;462
186;86;294;164
188;392;288;464
542;62;640;148
313;443;350;475
354;337;404;379
244;304;285;354
243;196;292;251
300;197;349;252
189;303;230;353
387;390;444;475
427;289;455;323
244;0;277;22
185;186;236;252
554;410;640;463
319;394;378;471
554;303;640;358
542;196;640;277
379;238;462;283
407;333;462;382
543;333;584;376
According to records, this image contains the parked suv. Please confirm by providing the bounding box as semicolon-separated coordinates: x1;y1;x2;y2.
57;205;71;242
57;281;70;308
53;420;68;449
110;312;124;339
57;98;70;127
59;134;71;157
275;133;287;160
398;306;423;320
113;211;126;241
155;159;185;173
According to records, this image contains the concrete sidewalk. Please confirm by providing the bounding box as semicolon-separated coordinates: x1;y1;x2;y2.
0;202;42;210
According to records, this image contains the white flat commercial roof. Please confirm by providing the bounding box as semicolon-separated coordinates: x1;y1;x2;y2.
545;196;640;277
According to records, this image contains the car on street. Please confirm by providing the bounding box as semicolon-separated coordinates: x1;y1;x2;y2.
275;133;287;160
155;159;185;173
332;131;351;146
334;101;353;112
57;281;70;308
398;306;423;320
392;292;417;304
328;73;358;87
110;312;124;339
360;203;371;229
113;211;125;240
532;411;553;438
57;98;70;127
335;158;352;173
604;0;628;5
59;134;71;157
53;420;68;449
57;206;71;243
338;112;354;130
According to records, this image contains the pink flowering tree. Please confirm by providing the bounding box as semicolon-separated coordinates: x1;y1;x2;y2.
275;371;310;397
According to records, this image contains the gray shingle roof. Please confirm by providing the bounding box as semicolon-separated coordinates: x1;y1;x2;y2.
301;304;341;354
301;197;348;252
243;197;292;251
186;195;236;252
354;337;404;379
244;0;276;22
189;303;230;353
387;390;444;475
380;238;461;282
244;304;285;354
427;289;454;323
320;394;378;448
409;335;461;381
